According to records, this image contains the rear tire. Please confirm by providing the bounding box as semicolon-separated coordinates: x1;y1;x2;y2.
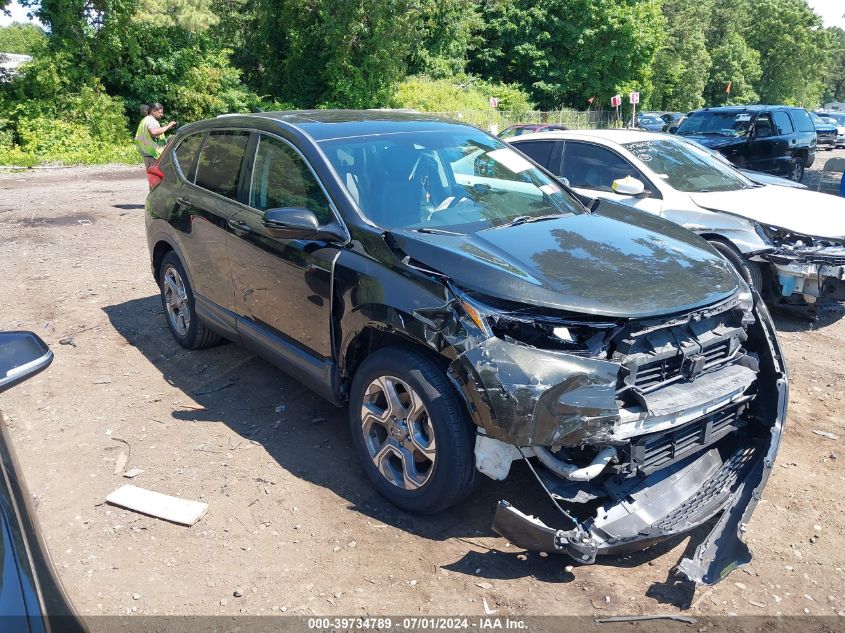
158;251;221;350
708;239;764;292
348;346;479;514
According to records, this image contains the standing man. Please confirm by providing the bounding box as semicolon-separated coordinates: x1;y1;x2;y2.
135;102;176;170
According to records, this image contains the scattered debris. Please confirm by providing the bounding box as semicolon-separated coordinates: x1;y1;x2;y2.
596;615;697;625
812;430;838;440
475;582;493;590
59;336;76;347
194;381;235;396
93;376;112;385
105;485;208;526
233;588;243;598
123;468;144;479
113;452;128;475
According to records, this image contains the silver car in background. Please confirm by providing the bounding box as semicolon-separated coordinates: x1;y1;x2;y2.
510;130;845;311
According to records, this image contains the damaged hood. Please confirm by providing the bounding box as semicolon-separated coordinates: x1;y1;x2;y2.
389;204;740;318
691;186;845;240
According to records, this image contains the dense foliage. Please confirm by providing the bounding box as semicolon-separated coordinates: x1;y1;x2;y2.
0;0;842;165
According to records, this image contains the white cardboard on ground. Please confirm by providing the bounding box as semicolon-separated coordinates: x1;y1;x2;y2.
106;484;208;526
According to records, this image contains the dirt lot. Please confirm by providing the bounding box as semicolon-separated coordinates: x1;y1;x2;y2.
1;157;844;621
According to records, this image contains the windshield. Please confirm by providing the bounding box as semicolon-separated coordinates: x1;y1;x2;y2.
624;138;755;193
320;129;583;232
676;111;753;137
818;112;845;125
809;112;831;126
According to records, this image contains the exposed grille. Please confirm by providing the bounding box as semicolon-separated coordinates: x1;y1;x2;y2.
632;338;733;392
806;254;845;266
629;403;746;475
818;130;836;139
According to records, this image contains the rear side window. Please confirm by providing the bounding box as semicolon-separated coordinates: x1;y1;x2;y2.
174;133;204;182
195;131;250;199
772;111;794;135
250;135;334;224
513;140;555;168
791;109;815;133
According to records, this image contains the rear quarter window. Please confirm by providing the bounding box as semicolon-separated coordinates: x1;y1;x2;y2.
790;109;815;133
173;132;205;182
512;140;555;168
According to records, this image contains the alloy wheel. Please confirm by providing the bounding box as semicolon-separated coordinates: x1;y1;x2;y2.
162;265;191;337
360;375;436;490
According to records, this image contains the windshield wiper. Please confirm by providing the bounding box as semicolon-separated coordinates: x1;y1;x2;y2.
412;227;465;236
500;214;563;228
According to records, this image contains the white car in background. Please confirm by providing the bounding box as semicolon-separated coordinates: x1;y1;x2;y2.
509;129;845;310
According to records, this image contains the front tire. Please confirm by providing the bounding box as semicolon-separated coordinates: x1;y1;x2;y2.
158;251;220;350
348;347;479;514
708;239;764;292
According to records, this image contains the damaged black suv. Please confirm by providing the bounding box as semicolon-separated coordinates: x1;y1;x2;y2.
145;111;787;584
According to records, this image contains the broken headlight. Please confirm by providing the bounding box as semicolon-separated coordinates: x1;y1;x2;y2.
452;287;619;356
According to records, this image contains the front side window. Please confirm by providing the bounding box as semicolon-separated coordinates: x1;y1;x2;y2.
624;138;754;193
174;132;204;182
250;136;334;224
560;142;637;192
195;131;250;199
319;128;583;231
773;111;794;135
677;111;754;137
754;114;774;138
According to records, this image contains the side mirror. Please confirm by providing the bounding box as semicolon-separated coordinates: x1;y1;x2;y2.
611;176;646;196
0;332;53;395
261;207;345;242
556;176;571;187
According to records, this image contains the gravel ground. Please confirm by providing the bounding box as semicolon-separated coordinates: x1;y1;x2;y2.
0;162;843;624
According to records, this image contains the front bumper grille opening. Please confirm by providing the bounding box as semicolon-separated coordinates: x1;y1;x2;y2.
626;338;735;394
626;403;748;476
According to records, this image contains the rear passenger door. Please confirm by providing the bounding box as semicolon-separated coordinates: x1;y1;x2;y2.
226;133;342;365
770;110;797;176
174;130;250;313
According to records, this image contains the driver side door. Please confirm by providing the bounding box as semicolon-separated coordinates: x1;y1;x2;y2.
226;133;342;375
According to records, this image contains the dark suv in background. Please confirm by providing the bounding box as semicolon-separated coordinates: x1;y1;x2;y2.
675;105;816;181
144;110;786;582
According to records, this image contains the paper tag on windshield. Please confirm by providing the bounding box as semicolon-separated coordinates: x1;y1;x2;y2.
539;183;561;195
487;148;533;173
736;114;752;122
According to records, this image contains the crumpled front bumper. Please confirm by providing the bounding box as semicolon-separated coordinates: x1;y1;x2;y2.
766;248;845;307
484;298;788;584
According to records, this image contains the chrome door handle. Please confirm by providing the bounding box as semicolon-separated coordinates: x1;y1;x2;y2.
228;219;251;235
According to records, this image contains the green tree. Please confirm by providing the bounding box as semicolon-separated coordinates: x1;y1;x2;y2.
743;0;829;105
251;0;418;108
469;0;664;110
704;30;761;105
0;22;46;54
650;0;712;111
408;0;483;78
822;27;845;103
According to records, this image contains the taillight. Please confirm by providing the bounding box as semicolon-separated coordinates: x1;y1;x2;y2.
147;163;165;190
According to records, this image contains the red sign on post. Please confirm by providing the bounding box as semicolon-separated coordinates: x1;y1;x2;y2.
629;91;640;105
489;97;499;109
610;95;622;107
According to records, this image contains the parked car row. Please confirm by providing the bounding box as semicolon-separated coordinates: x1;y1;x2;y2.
143;110;796;585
